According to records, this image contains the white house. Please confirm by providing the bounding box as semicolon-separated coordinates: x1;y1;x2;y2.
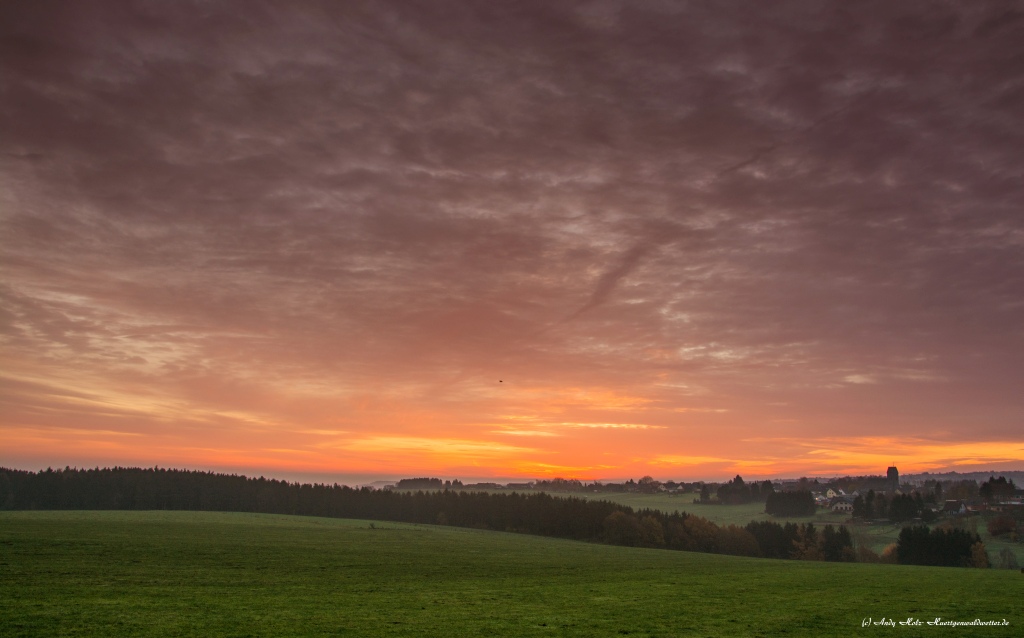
831;501;853;513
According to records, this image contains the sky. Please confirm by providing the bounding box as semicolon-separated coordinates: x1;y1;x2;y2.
2;1;1023;483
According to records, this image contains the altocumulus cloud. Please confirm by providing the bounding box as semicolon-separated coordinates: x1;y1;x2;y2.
1;0;1023;478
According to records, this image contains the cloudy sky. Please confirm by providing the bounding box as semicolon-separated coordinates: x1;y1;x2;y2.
3;1;1023;482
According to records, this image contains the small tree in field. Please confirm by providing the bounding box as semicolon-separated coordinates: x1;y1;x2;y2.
879;543;899;564
996;548;1019;570
856;544;881;563
986;514;1017;537
699;484;711;503
970;542;990;568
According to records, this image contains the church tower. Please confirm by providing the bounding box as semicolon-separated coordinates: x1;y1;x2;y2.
887;465;899;493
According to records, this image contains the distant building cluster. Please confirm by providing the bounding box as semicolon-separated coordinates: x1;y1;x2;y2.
380;467;1024;525
795;466;1024;524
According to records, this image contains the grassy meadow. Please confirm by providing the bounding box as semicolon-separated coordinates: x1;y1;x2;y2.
2;511;1021;637
566;493;800;525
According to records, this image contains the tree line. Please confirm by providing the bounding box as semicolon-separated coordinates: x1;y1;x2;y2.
0;466;848;561
979;476;1017;503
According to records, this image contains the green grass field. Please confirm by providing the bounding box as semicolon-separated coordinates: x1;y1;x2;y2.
1;511;1021;637
563;492;845;525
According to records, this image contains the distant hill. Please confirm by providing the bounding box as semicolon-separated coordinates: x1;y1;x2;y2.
904;471;1024;485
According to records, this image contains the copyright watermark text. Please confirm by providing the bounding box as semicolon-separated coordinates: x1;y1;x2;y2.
862;617;1009;628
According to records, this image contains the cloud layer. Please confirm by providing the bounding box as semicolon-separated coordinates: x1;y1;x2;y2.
2;1;1023;479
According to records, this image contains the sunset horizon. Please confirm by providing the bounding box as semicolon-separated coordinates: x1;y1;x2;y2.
3;2;1022;485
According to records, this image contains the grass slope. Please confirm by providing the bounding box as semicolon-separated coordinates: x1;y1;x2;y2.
1;511;1020;637
563;492;841;525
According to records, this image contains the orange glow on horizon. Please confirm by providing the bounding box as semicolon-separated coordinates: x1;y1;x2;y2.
5;414;1023;482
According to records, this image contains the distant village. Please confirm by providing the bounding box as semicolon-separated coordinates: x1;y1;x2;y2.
385;467;1024;522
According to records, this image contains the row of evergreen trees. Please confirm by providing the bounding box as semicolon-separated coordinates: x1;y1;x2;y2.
745;521;855;561
764;490;816;516
851;490;933;522
715;475;775;504
896;525;986;567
